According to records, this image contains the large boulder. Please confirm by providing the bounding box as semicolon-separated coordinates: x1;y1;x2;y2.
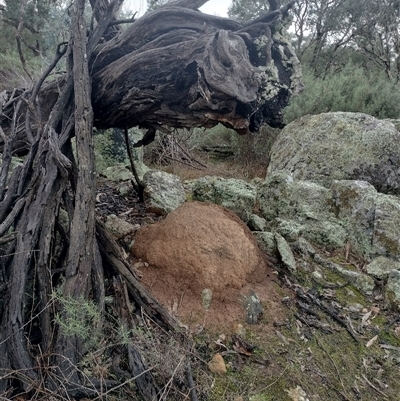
268;112;400;194
132;201;267;296
257;172;347;248
332;180;400;259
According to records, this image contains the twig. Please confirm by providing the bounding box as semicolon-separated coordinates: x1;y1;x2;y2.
159;355;186;400
251;364;289;394
295;288;359;342
315;336;352;401
109;12;137;25
91;367;155;400
124;125;144;201
358;374;389;399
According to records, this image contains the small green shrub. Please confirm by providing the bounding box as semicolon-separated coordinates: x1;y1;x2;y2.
53;288;102;349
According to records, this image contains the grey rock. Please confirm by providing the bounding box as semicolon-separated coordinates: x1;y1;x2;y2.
117;181;133;196
386;270;400;309
373;195;400;258
332;180;400;259
268;112;400;194
104;214;139;240
102;164;134;182
143;170;186;215
331;180;377;257
248;214;268;231
258;172;347;248
192;176;256;222
275;233;296;272
366;257;400;280
253;231;277;255
313;253;375;296
297;239;375;296
243;290;264;324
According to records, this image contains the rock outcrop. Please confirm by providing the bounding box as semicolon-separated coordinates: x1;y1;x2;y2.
268;112;400;194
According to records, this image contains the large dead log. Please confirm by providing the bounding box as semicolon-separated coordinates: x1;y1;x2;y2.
91;1;300;132
0;0;300;155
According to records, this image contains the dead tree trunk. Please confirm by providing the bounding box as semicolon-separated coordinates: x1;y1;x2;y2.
0;0;300;399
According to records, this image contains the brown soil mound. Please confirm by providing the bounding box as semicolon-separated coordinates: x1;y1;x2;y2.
132;201;285;330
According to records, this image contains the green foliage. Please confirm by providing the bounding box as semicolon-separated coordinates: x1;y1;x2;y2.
53;288;103;349
0;53;31;90
284;62;400;123
228;0;270;21
0;0;71;80
94;128;128;172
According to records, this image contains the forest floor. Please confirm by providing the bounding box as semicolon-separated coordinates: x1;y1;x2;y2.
95;158;400;401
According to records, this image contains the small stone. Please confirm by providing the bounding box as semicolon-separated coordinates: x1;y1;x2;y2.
104;214;137;240
142;216;154;225
235;323;246;337
207;353;227;374
275;233;296;272
386;270;400;309
312;271;323;280
201;288;213;310
348;303;364;313
248;214;268;231
118;182;132;196
243;290;263;324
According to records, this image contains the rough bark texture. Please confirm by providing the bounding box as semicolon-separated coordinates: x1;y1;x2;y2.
0;0;300;399
0;0;301;155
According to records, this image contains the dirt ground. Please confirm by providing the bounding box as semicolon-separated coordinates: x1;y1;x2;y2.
96;175;400;401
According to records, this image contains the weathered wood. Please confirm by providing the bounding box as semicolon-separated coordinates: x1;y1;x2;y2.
113;276;161;401
0;0;300;154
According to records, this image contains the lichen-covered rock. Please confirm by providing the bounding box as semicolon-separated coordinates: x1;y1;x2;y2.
366;257;400;280
373;195;400;257
301;240;375;296
191;176;257;222
332;180;400;259
248;214;268;231
142;170;186;215
257;172;347;248
104;214;138;240
253;231;277;255
275;233;296;272
386;271;400;310
331;180;377;257
102;164;134;182
268;112;400;194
